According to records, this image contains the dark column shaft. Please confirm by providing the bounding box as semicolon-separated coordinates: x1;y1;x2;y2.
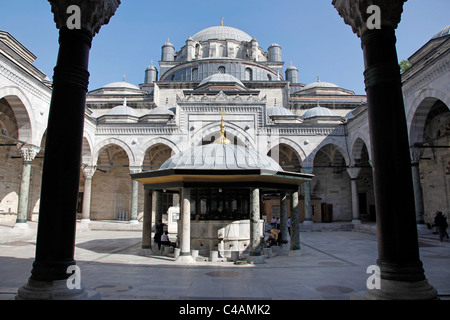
31;27;92;281
362;28;424;282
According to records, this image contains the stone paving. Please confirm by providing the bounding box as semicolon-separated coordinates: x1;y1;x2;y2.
0;221;449;300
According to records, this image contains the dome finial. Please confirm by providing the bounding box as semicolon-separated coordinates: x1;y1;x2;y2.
317;75;320;82
221;17;224;26
214;108;231;145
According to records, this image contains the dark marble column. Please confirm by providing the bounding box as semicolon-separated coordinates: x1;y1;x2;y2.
141;190;153;255
17;0;120;300
333;0;437;300
279;191;290;255
290;190;301;252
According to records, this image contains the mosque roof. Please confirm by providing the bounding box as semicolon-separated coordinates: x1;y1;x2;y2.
198;73;246;89
302;79;339;91
148;105;176;116
105;99;140;117
302;105;338;119
103;81;141;90
431;25;450;40
267;106;294;117
160;144;283;172
192;25;253;42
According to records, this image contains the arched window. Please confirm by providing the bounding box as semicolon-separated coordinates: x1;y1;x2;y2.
245;68;253;81
192;68;199;81
218;66;226;74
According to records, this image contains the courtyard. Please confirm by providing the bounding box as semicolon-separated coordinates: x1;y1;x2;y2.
1;221;449;301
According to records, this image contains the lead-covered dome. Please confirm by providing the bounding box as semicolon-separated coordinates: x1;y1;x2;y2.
106;99;140;117
192;26;253;42
302;106;337;119
160;144;282;172
267;106;294;117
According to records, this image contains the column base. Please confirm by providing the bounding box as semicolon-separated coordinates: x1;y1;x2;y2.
289;249;302;257
303;220;313;225
16;278;100;300
13;222;29;229
246;254;266;264
364;279;438;300
80;218;91;223
139;248;153;256
175;254;196;264
351;219;361;225
129;220;139;225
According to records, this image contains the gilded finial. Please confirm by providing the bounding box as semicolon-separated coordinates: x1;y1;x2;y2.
221;17;224;26
214;108;231;145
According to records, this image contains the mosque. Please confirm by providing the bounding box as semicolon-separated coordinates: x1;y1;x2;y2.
1;0;449;300
0;21;449;251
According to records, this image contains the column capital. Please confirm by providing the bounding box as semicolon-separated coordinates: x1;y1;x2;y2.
82;165;96;178
332;0;407;38
18;145;40;163
410;147;423;164
48;0;121;37
346;166;361;180
301;166;314;174
129;166;142;174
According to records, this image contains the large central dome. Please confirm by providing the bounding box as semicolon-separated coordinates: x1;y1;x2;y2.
192;26;253;42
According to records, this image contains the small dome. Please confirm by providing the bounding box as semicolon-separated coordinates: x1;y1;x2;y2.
148;105;176;116
106;99;140;117
302;80;339;91
103;81;140;90
302;106;337;119
431;25;450;40
192;26;252;42
198;73;245;88
163;39;174;47
160;144;283;172
267;106;294;117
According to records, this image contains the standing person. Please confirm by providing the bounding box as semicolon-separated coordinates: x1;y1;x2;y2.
434;211;449;242
154;220;166;250
276;216;280;230
287;217;291;236
271;216;277;228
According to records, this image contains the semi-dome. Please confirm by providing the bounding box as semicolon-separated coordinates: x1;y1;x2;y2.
160;144;283;172
198;73;246;88
302;105;337;119
431;25;450;40
267;106;294;117
192;26;253;42
106;99;140;117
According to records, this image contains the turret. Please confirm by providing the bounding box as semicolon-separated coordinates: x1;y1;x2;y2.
285;62;299;84
268;43;282;62
145;61;158;83
161;39;175;62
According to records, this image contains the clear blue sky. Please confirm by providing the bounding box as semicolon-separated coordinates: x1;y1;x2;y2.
2;0;449;95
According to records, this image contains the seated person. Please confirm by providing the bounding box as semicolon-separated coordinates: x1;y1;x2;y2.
160;231;175;248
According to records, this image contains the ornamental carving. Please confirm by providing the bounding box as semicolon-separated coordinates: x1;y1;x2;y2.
48;0;121;36
332;0;406;37
177;92;267;103
19;145;40;163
